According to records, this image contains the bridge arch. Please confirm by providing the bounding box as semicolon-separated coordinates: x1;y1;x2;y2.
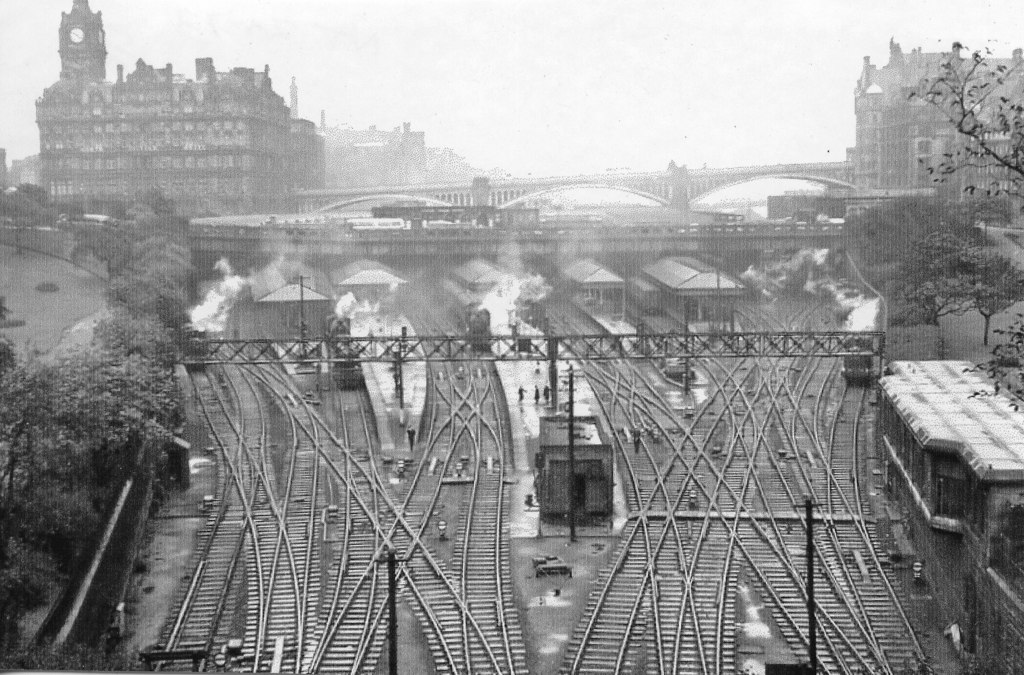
499;183;671;209
690;174;857;202
318;194;453;213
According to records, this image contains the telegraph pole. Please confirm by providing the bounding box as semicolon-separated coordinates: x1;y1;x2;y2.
806;497;817;673
387;546;398;675
568;365;576;543
298;274;307;344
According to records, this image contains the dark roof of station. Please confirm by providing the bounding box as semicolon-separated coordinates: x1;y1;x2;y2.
452;259;503;287
643;257;744;293
442;278;479;308
563;259;624;286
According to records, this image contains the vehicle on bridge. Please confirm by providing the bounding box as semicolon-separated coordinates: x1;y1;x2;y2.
348;217;410;231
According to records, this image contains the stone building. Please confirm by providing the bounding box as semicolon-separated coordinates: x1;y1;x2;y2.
36;0;324;214
852;39;1024;196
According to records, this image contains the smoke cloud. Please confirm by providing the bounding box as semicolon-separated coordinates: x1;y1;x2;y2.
478;272;551;332
189;258;248;332
741;248;879;331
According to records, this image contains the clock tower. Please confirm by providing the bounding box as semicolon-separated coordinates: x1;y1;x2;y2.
59;0;107;82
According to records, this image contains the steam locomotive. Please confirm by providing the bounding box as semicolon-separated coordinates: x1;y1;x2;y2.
842;335;876;384
465;308;493;353
327;316;364;388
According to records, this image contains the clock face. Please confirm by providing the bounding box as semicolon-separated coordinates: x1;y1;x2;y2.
70;28;84;44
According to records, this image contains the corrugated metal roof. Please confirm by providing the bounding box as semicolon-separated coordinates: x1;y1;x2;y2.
880;360;1024;483
564;259;624;286
643;257;743;292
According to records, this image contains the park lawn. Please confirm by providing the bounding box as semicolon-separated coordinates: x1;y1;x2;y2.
0;244;108;355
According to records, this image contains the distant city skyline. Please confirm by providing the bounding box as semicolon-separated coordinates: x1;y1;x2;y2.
3;0;1024;177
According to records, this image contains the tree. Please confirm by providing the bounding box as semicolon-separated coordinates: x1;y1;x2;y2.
915;44;1024;201
968;251;1024;344
13;184;49;208
896;232;979;325
0;347;181;647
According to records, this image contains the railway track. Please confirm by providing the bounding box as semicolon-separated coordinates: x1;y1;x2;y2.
553;297;924;673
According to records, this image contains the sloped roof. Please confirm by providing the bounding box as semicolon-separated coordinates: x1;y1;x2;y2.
880;360;1024;483
337;269;407;287
442;278;478;308
643;257;743;292
250;264;331;302
257;283;330;303
453;259;502;287
564;259;624;286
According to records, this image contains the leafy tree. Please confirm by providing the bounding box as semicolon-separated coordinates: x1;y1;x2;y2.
915;44;1024;200
0;338;14;376
896;232;978;325
0;641;135;670
968;251;1024;344
0;347;181;647
106;235;192;328
13;184;49;207
137;187;176;217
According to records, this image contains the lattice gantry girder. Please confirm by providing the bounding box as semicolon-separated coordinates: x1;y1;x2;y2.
184;331;884;365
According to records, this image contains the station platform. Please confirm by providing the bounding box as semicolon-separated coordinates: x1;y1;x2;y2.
495;358;629;540
351;314;426;461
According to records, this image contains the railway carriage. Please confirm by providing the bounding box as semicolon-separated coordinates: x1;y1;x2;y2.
876;360;1024;660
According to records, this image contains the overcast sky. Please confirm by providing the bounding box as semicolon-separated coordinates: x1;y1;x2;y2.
2;0;1024;177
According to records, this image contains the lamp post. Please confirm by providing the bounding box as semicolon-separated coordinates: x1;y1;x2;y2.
568;365;576;543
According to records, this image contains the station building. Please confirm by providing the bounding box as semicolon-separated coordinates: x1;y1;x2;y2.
562;258;624;319
332;260;406;303
452;258;503;294
641;256;744;330
235;265;334;339
536;414;613;522
878;361;1024;669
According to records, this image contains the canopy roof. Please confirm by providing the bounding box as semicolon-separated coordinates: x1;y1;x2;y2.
880;360;1024;483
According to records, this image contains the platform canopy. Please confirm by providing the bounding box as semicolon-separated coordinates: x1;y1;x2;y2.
564;259;624;288
881;360;1024;483
452;258;503;289
643;256;744;294
336;268;407;288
